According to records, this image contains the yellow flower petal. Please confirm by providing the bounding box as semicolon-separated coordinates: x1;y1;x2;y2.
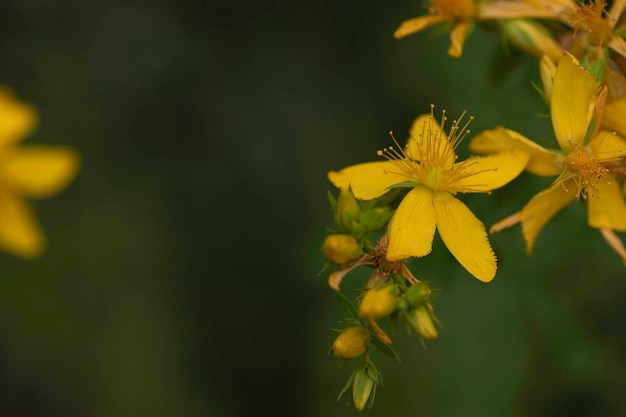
432;191;496;282
540;54;556;100
394;15;449;39
448;21;471;58
406;114;455;168
469;127;562;176
328;161;409;200
0;190;44;258
588;130;626;159
587;175;626;231
603;97;626;137
0;88;37;147
387;185;436;260
551;53;600;153
479;0;566;19
520;179;577;254
0;146;80;198
450;150;530;192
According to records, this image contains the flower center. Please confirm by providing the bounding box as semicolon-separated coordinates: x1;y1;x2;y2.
377;106;483;193
561;144;609;198
428;0;475;19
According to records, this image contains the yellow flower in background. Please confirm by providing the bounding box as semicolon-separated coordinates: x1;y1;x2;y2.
328;108;529;282
470;52;626;263
394;0;563;58
0;88;79;258
559;0;626;60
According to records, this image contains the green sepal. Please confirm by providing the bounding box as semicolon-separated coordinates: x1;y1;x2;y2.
327;190;337;212
385;181;418;190
337;368;358;402
581;56;606;81
337;290;359;320
370;332;401;362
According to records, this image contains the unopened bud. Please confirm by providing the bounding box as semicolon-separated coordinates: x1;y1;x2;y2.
322;234;362;265
352;367;375;411
360;206;393;232
337;189;361;231
358;284;398;319
332;327;369;359
411;305;438;339
402;282;431;307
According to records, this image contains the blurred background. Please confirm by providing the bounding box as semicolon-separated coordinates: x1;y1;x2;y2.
0;0;625;416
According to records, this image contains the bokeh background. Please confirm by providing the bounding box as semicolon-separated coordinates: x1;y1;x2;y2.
0;0;625;416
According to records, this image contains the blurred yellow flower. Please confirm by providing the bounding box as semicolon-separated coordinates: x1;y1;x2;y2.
328;108;529;282
470;53;626;263
0;88;80;258
394;0;563;58
322;234;362;265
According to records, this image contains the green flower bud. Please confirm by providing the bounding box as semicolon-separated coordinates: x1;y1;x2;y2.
332;327;370;359
352;367;375;411
359;206;393;232
403;282;431;308
337;189;361;231
322;234;362;265
358;284;398;319
411;305;438;339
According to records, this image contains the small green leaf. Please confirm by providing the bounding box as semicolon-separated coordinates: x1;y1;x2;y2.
385;181;418;190
337;290;359;320
327;190;337;212
370;333;401;362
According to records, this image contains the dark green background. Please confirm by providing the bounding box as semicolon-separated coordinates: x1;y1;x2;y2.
0;0;625;416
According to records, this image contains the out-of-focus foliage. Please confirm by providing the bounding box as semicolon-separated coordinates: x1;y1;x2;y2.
0;1;624;417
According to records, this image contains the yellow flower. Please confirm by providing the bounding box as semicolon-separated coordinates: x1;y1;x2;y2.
322;234;362;265
358;284;399;319
332;327;370;359
558;0;626;60
0;88;80;258
394;0;563;58
470;52;626;262
328;108;529;282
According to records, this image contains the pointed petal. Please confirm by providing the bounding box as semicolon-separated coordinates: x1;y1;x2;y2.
600;228;626;265
406;114;455;168
540;54;557;100
608;35;626;60
479;0;566;18
451;150;529;193
394;15;449;38
328;161;409;200
603;97;626;137
0;191;44;258
432;191;496;282
587;175;626;231
520;180;577;254
588;130;626;160
609;0;626;27
387;185;436;260
551;53;600;152
500;19;562;61
469;127;563;176
0;88;37;147
448;21;471;58
0;146;80;198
